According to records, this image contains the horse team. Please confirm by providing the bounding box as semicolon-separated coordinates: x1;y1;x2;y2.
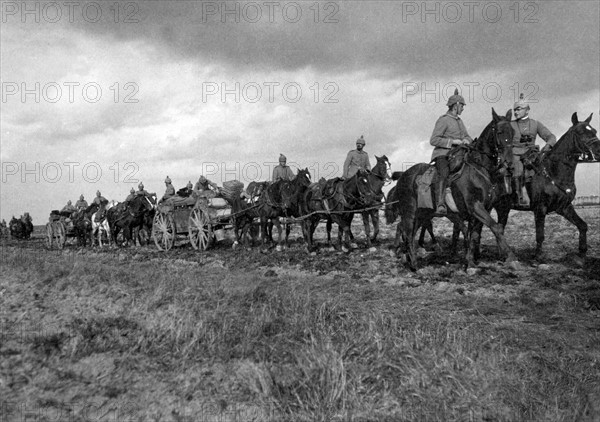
28;110;600;269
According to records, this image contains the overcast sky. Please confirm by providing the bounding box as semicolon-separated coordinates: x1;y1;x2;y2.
1;0;599;222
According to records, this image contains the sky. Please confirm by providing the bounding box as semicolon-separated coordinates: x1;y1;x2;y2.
1;0;599;223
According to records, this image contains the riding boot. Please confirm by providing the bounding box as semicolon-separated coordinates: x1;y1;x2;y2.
435;178;447;215
516;178;529;207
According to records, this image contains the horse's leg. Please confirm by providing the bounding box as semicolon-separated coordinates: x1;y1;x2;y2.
371;210;380;242
326;217;332;246
274;218;284;251
557;205;588;258
495;203;511;235
401;214;419;271
471;201;516;263
362;212;372;249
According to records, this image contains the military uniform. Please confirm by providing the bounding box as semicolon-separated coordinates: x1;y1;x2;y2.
272;165;295;182
343;150;371;178
194;177;218;192
75;196;88;210
510;117;556;177
161;176;176;202
61;202;76;213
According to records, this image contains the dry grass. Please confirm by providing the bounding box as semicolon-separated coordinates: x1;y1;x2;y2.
1;208;600;421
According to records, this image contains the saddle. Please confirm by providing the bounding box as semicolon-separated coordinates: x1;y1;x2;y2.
313;177;342;201
415;166;459;213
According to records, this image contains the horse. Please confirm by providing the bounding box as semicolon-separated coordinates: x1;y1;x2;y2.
256;168;312;250
231;181;269;248
301;156;389;252
89;201;115;247
326;155;392;249
9;214;33;240
107;195;155;246
395;108;516;270
69;208;94;247
494;112;600;262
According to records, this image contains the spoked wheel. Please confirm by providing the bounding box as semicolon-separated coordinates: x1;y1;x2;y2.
153;213;175;251
189;207;211;251
46;223;53;248
57;222;66;249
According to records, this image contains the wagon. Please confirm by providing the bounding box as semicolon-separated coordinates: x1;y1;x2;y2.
152;196;234;251
46;210;77;249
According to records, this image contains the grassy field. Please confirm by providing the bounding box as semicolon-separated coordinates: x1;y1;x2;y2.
1;208;600;421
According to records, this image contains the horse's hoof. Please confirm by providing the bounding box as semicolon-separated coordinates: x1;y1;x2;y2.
368;247;377;253
350;243;358;249
417;247;427;258
466;267;479;276
276;245;283;252
507;260;523;271
341;246;349;253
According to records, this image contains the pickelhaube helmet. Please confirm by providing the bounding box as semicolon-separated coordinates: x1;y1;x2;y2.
447;88;466;107
96;190;101;196
279;154;287;162
356;135;365;145
138;182;144;189
130;187;135;194
80;194;84;200
165;176;171;183
187;181;193;189
198;175;207;183
513;93;530;110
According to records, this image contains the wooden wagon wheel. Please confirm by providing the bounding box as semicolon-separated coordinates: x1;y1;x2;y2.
46;222;53;249
153;213;175;251
188;207;211;251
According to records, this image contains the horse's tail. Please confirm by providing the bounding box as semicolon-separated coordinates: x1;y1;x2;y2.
384;185;399;224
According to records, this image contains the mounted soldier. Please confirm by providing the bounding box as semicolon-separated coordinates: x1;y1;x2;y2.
429;88;472;215
510;93;557;207
75;195;88;211
136;182;156;204
125;187;136;202
343;135;371;179
272;154;295;182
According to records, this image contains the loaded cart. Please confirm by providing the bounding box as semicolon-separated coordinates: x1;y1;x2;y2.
152;181;243;251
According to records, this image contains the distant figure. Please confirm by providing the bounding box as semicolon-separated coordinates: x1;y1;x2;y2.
194;176;219;193
177;181;194;198
75;195;88;211
125;187;136;202
93;190;108;205
343;135;371;179
61;200;76;213
161;176;176;202
136;182;156;200
272;154;295;182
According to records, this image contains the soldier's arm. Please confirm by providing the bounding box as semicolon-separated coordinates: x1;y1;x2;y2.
365;155;371;171
537;122;557;146
430;118;454;148
287;167;295;179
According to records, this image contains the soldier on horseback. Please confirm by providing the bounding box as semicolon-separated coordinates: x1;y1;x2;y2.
343;136;371;179
136;183;156;202
75;195;88;211
272;154;295;182
93;190;108;205
510;93;556;207
429;89;472;215
125;187;136;202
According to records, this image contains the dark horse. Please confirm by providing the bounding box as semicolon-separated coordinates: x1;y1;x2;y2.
255;168;312;250
325;155;391;248
301;155;389;252
70;207;95;247
107;195;155;246
396;109;516;270
494;112;600;261
9;214;34;239
231;181;269;248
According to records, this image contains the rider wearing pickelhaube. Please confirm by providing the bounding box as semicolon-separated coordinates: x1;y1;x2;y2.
430;89;472;215
272;154;296;182
161;176;176;202
125;187;136;202
511;93;556;207
343;136;371;179
75;194;88;211
136;182;156;200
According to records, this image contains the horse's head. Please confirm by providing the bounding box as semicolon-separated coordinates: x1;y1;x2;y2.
294;168;312;187
372;155;391;181
561;112;600;161
352;169;379;204
474;108;514;175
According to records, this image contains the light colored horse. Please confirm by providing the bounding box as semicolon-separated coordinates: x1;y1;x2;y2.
92;200;116;247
